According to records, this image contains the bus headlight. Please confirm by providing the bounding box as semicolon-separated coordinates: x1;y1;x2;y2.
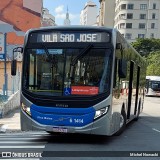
94;106;109;120
21;103;31;116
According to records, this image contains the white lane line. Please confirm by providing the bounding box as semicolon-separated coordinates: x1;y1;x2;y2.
0;125;8;132
0;141;46;144
0;159;40;160
0;137;47;140
0;133;49;136
0;145;45;148
152;128;160;133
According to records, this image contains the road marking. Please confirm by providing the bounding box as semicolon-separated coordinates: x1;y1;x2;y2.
0;132;49;136
0;124;8;132
152;128;160;133
0;159;40;160
0;145;45;148
0;137;47;141
0;141;46;144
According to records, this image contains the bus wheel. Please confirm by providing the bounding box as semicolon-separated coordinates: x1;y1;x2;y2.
114;109;126;136
134;99;141;121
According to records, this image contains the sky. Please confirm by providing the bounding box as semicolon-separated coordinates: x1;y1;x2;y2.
43;0;100;25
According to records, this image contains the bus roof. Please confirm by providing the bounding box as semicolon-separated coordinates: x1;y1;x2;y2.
40;25;113;31
146;76;160;81
26;25;115;35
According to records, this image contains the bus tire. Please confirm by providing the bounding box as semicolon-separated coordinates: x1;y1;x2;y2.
114;107;126;136
134;99;141;121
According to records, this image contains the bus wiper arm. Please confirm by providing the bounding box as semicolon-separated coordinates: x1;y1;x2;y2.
70;44;93;78
71;44;93;66
41;44;56;64
41;44;50;57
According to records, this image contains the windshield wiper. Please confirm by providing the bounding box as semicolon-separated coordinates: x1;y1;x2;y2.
69;44;93;77
41;44;57;65
41;44;50;58
71;44;93;66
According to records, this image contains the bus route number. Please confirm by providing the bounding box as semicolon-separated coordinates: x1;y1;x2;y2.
74;118;84;123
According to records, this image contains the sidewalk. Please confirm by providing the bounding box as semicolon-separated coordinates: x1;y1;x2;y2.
0;108;20;133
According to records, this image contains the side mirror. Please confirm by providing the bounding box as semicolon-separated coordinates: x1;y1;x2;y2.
14;47;23;53
116;43;122;49
118;59;127;78
11;59;17;76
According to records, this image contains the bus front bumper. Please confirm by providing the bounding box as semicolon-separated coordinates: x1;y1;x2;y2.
20;108;111;136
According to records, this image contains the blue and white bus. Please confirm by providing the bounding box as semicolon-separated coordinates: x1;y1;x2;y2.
145;76;160;97
12;26;146;136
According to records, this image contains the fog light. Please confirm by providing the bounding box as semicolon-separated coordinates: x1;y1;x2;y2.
94;106;109;119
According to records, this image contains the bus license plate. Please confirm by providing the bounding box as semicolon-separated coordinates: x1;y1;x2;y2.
53;127;67;133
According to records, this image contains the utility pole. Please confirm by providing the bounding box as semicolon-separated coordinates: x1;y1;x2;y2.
4;33;8;96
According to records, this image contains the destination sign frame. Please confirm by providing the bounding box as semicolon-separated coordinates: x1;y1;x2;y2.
29;32;110;43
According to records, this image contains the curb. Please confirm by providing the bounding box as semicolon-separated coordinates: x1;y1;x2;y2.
0;91;20;118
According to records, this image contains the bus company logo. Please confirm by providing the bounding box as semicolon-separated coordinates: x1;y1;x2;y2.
2;152;12;157
56;104;68;108
53;117;71;122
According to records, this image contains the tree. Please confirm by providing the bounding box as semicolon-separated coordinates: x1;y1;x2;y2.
146;51;160;76
131;38;160;56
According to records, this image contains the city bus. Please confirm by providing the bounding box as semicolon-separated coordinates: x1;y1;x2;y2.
11;26;146;136
145;76;160;97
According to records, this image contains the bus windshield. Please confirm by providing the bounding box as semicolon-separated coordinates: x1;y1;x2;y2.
23;47;112;96
150;81;160;91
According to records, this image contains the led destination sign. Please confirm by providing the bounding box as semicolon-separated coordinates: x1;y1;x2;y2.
30;32;110;43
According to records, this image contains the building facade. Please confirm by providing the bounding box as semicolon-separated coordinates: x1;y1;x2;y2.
99;0;115;27
80;1;98;26
114;0;160;42
0;0;42;59
42;8;56;26
0;0;42;93
99;0;160;43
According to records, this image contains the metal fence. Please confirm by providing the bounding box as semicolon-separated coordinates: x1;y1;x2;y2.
0;72;21;103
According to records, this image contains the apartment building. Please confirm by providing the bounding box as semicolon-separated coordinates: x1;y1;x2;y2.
42;8;56;26
80;1;97;25
99;0;160;43
115;0;160;42
99;0;115;27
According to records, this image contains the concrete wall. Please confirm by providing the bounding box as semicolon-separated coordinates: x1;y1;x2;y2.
0;61;22;91
0;91;20;118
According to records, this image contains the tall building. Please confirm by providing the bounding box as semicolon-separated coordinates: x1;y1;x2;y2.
42;8;56;26
64;7;71;25
114;0;160;42
99;0;115;27
99;0;160;43
80;1;97;26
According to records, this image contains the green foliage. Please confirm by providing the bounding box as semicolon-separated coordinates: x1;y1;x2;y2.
146;51;160;76
131;38;160;76
131;38;160;56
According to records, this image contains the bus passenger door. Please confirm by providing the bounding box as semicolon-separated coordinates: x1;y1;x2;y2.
134;66;140;115
127;61;134;119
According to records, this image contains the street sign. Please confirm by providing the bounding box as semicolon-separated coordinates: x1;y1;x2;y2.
0;33;4;59
0;54;5;59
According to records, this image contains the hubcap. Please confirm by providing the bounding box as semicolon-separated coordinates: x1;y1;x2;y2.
120;115;124;128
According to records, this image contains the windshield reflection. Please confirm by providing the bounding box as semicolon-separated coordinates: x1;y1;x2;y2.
23;48;112;96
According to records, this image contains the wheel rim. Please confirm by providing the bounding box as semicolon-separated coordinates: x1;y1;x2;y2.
120;115;124;128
